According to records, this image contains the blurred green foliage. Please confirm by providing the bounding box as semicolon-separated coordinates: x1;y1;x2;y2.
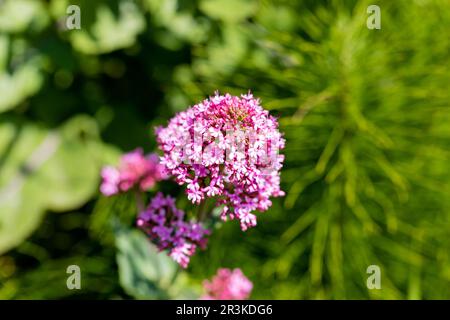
0;0;449;299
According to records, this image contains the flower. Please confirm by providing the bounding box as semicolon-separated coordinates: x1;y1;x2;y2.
156;92;285;231
100;148;167;196
100;166;120;196
201;268;253;300
137;192;210;268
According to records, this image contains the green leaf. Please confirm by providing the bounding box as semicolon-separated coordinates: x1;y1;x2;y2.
144;0;208;46
199;0;258;23
0;36;45;113
0;0;49;33
0;116;115;254
114;222;199;299
53;0;146;54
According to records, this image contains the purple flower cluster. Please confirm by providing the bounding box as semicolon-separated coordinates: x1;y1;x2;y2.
100;148;167;196
201;268;253;300
156;92;285;231
136;192;210;268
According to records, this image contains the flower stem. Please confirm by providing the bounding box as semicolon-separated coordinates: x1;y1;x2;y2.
198;199;212;222
135;190;145;213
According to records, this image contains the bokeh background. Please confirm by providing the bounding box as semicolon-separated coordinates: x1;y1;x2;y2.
0;0;449;299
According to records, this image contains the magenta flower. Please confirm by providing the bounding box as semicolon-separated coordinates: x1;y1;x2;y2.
156;92;285;231
100;148;167;196
201;268;253;300
137;192;210;268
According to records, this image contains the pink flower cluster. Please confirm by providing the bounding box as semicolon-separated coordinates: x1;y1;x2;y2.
99;92;285;271
202;268;253;300
100;148;167;196
136;192;210;268
156;92;285;231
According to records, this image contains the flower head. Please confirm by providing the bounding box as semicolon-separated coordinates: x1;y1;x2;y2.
137;192;210;268
201;268;253;300
156;92;285;231
100;149;167;196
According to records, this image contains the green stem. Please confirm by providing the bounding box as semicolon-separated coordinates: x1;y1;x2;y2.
198;197;216;223
135;190;145;213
